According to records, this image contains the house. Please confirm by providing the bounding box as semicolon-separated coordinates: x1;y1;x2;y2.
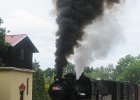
1;34;38;69
0;34;39;100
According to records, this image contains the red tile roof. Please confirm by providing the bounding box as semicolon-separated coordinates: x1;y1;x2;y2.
5;34;39;53
5;34;27;46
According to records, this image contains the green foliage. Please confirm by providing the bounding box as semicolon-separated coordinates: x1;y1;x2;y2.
43;66;57;100
44;67;56;78
83;54;140;84
32;60;46;100
44;74;54;100
0;18;10;67
44;67;56;100
45;84;51;100
84;64;115;80
0;18;10;53
115;56;140;84
84;66;94;73
64;62;75;74
115;55;135;78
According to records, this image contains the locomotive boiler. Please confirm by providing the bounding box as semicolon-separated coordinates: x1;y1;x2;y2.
48;73;140;100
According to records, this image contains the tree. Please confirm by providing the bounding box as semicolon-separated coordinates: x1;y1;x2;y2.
114;55;135;79
0;18;10;66
32;60;46;100
45;83;51;100
44;67;56;78
0;18;9;52
116;56;140;84
44;67;57;100
83;64;115;80
84;66;94;73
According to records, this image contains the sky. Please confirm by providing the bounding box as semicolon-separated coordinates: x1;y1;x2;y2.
0;0;140;70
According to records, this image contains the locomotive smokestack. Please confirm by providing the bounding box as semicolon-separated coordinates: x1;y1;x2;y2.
55;0;121;79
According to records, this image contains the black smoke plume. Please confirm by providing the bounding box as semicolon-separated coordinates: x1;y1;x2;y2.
55;0;120;79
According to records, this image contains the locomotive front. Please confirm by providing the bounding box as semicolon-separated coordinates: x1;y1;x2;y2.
48;73;93;100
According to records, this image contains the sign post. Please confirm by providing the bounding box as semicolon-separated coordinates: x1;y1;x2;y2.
19;83;26;100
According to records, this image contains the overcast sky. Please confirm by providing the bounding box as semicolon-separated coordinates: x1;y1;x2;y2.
0;0;140;69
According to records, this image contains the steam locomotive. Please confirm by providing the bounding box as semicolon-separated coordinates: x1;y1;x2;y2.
49;73;140;100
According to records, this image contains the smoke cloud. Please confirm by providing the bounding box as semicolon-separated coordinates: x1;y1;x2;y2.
55;0;120;79
74;10;123;79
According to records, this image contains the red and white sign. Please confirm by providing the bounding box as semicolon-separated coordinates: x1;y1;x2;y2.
19;83;26;92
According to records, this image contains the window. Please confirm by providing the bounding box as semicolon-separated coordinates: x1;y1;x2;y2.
27;78;29;95
21;49;24;60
